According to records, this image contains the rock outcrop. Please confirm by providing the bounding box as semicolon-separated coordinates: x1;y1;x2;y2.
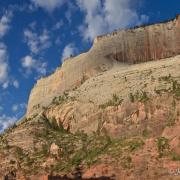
26;15;180;117
1;15;180;180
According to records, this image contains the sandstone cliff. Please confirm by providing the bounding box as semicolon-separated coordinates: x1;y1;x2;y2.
27;15;180;117
93;15;180;63
0;16;180;180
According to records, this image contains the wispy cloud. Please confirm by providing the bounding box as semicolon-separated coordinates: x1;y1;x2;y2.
0;11;12;88
76;0;149;41
12;80;19;88
0;11;13;39
24;28;51;55
30;0;65;12
0;43;9;88
21;55;47;77
65;2;78;24
12;103;27;114
0;11;18;89
0;43;20;89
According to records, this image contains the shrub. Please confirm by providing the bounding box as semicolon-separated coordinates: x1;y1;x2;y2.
158;74;172;82
157;137;170;158
121;156;132;169
129;93;135;102
52;92;69;105
170;152;180;161
15;147;25;160
139;91;149;102
42;115;67;133
142;129;151;138
171;80;180;99
99;94;123;109
127;139;144;152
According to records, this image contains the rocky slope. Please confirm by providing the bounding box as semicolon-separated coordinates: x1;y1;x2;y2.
0;16;180;180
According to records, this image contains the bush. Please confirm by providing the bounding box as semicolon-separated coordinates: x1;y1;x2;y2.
139;91;149;102
170;152;180;161
158;74;172;82
52;92;69;105
42;114;68;133
121;156;132;169
129;93;135;102
142;129;151;138
100;94;123;109
171;80;180;99
157;137;170;158
15;147;25;160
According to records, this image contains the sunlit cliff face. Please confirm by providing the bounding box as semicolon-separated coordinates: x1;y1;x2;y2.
27;15;180;117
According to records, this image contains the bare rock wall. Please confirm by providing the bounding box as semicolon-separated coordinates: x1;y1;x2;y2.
93;15;180;63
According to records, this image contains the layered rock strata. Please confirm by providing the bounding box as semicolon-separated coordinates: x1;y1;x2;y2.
27;15;180;117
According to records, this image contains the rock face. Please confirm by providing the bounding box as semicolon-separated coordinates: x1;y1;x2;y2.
94;15;180;63
27;53;115;117
26;15;180;117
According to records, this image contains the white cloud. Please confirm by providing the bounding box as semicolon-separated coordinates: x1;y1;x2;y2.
0;78;19;90
0;11;13;38
65;2;77;24
76;0;149;41
0;114;17;133
0;43;9;87
12;104;18;112
24;29;51;54
2;81;9;89
62;43;77;62
13;80;19;88
0;12;14;89
12;103;26;113
30;0;65;12
0;62;8;84
22;55;35;68
21;55;47;77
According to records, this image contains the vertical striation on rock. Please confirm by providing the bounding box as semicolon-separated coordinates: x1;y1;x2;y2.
26;15;180;117
93;15;180;63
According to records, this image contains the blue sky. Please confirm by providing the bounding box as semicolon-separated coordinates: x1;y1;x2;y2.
0;0;179;132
